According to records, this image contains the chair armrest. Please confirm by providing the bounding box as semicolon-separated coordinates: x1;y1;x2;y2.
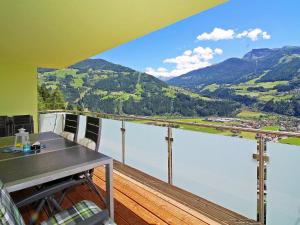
75;210;109;225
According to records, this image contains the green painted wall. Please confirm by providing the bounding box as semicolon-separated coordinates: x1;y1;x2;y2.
0;64;38;132
0;0;226;68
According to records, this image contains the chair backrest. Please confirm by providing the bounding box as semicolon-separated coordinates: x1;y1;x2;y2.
84;116;102;152
63;114;79;141
0;180;25;225
0;116;10;137
12;115;34;134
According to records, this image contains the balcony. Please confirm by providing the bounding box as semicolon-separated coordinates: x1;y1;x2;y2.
34;110;300;224
3;1;293;224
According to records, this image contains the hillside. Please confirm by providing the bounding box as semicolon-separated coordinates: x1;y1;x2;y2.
168;46;300;117
168;46;300;88
38;59;240;117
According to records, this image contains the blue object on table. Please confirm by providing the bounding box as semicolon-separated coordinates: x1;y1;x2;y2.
0;143;46;155
23;143;31;152
0;147;22;153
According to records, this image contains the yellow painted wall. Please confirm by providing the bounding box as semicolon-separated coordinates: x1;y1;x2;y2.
0;0;226;68
0;64;38;132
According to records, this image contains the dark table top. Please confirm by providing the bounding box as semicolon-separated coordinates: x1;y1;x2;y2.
0;132;77;161
0;132;112;192
0;146;111;192
0;132;63;148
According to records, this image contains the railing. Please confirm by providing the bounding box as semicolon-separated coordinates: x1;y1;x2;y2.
39;109;300;225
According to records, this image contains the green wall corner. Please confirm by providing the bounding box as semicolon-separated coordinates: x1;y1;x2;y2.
0;64;38;133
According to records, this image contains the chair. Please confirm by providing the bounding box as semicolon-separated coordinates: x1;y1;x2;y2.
0;179;114;225
77;116;102;151
59;116;104;205
76;116;103;199
61;114;79;142
0;116;10;137
30;116;105;223
58;117;102;193
11;115;34;134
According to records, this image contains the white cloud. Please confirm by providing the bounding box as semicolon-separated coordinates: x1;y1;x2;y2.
236;28;271;41
262;31;271;40
247;28;263;41
145;46;223;78
214;48;223;55
198;27;271;42
145;67;169;77
197;28;235;41
236;30;248;39
193;47;214;60
156;67;167;72
183;50;192;56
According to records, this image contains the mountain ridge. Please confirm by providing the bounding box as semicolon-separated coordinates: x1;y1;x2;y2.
168;46;300;88
167;46;300;117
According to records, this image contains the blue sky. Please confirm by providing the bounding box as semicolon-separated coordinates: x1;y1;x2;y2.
93;0;300;79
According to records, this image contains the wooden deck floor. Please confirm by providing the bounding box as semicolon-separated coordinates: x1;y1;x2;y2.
14;162;260;225
15;170;208;224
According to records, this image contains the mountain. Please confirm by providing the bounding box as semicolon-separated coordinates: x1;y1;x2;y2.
167;46;300;117
38;58;240;117
168;46;300;88
168;58;257;89
71;58;135;73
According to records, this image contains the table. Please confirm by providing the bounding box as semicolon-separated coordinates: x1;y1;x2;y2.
0;132;114;219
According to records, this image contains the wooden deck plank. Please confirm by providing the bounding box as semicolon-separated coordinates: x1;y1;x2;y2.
112;161;261;225
69;184;134;225
93;175;167;225
95;167;208;225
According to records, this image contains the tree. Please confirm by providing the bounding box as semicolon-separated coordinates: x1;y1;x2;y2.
38;85;66;110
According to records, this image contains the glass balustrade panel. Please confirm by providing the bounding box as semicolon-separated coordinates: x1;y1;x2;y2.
267;142;300;225
172;128;257;220
39;113;64;134
98;118;122;161
125;122;168;181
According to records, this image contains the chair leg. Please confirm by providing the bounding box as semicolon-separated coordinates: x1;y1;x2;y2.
29;198;46;225
44;195;63;215
49;196;63;212
58;189;69;205
29;195;64;225
85;173;106;205
45;198;54;216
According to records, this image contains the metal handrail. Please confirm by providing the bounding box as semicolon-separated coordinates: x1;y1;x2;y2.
39;109;300;138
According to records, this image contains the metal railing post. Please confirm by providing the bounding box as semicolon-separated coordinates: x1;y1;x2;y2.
253;135;268;224
165;124;173;185
121;120;126;164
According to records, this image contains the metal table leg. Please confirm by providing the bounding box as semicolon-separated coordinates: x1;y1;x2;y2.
105;160;114;220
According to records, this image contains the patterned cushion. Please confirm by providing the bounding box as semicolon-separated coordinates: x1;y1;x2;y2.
40;200;114;225
0;180;25;225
